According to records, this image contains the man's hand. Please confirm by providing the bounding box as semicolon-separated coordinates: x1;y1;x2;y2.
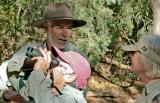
33;47;51;72
2;90;25;103
53;66;65;91
24;57;37;67
24;47;40;67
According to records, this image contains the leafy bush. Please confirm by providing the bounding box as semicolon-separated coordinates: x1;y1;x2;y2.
0;0;152;73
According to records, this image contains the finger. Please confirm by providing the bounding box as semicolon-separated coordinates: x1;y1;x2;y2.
39;47;47;60
53;69;63;81
53;66;63;72
43;48;47;53
30;57;38;64
53;66;64;76
46;51;52;63
35;57;43;63
31;57;38;61
53;67;65;89
46;70;51;79
34;57;49;71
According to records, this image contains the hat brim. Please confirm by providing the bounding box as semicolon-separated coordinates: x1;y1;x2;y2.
31;18;87;28
122;44;138;51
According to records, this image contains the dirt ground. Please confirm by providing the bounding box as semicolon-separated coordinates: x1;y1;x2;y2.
86;76;143;103
86;63;144;103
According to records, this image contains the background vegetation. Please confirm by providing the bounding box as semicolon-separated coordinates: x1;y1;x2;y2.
0;0;152;89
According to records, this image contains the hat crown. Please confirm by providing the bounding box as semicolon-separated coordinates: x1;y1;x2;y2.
43;3;73;19
31;2;87;28
122;34;160;64
142;35;160;56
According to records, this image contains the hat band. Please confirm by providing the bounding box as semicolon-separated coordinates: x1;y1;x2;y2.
139;46;160;64
44;16;74;20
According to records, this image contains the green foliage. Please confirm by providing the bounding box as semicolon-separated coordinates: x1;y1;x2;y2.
0;0;152;73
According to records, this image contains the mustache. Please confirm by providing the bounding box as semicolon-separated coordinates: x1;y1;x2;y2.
58;38;68;41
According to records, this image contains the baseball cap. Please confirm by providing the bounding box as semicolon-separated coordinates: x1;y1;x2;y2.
122;34;160;64
51;45;91;89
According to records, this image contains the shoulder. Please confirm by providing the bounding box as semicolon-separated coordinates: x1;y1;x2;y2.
24;40;45;48
17;41;45;51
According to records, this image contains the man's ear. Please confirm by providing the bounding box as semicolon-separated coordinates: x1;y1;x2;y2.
43;21;52;32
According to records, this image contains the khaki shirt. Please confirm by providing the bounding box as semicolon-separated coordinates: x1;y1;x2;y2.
136;79;160;103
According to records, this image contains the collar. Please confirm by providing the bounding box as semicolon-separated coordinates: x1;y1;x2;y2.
42;40;52;50
144;79;160;95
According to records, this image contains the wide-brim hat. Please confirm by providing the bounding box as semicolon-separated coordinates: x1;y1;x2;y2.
122;34;160;64
31;3;87;28
51;45;91;89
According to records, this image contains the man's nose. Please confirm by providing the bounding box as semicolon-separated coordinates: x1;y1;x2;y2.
62;28;68;37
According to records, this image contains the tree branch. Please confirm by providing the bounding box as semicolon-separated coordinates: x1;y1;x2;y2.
104;57;130;69
150;0;160;35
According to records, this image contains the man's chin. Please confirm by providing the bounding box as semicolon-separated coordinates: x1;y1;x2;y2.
52;41;68;49
56;44;67;49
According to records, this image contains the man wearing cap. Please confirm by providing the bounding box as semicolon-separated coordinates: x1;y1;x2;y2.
2;2;91;103
122;34;160;103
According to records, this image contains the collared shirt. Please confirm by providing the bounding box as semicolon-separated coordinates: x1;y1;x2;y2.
136;79;160;103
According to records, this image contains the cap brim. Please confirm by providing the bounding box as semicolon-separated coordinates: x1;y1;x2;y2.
31;18;87;28
122;44;138;51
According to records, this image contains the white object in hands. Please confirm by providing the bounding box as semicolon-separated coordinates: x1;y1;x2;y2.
0;61;11;90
